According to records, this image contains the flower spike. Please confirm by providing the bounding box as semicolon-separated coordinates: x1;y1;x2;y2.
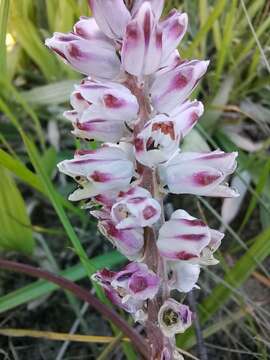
46;0;238;356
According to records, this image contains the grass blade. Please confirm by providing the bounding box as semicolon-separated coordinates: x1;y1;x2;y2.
0;165;34;253
0;0;10;77
182;0;227;58
0;251;124;314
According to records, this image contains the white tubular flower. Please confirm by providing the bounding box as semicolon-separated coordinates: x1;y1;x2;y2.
158;150;238;197
57;146;134;201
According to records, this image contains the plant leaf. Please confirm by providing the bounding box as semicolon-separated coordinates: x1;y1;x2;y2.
0;165;34;254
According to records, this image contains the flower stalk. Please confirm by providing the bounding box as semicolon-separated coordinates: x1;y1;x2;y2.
45;1;238;358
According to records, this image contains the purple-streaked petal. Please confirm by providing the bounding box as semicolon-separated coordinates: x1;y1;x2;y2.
110;262;160;301
128;270;160;300
74;17;113;44
157;209;211;260
57;147;134;200
46;33;120;79
99;220;144;260
78;80;139;121
150;60;209;113
158;151;238;197
70;89;90;113
111;186;161;229
209;229;224;252
132;0;164;20
169;100;204;138
122;2;162;76
71;118;126;142
160;10;188;63
88;0;131;39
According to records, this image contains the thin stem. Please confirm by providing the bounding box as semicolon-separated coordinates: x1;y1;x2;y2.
0;259;150;359
125;75;173;359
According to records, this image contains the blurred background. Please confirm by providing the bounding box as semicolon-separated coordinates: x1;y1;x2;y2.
0;0;270;359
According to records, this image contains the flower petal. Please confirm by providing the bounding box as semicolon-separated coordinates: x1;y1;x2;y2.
158;151;238;196
46;33;120;79
132;0;164;20
158;299;192;337
122;2;162;76
169;100;204;138
99;220;144;260
160;10;188;63
157;209;211;260
150;60;209;113
134;115;180;167
88;0;131;39
169;261;200;293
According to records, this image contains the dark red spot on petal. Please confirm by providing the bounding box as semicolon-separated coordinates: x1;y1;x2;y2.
143;205;157;220
126;22;139;41
179;234;206;241
143;10;151;46
173;74;188;89
176;251;197;260
75;92;84;101
103;221;118;237
146;137;156;151
129;276;148;293
119;188;136;198
193;171;220;186
68;43;84;59
170;21;184;39
90;171;112;182
190;112;199;125
156;29;162;48
99;268;116;281
104;94;125;108
75;149;95;156
181;219;206;227
134;137;144;152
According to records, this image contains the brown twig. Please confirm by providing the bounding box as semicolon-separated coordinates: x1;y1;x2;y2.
0;259;150;359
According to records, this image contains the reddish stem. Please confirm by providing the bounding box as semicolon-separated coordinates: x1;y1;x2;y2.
125;76;173;359
0;259;150;359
